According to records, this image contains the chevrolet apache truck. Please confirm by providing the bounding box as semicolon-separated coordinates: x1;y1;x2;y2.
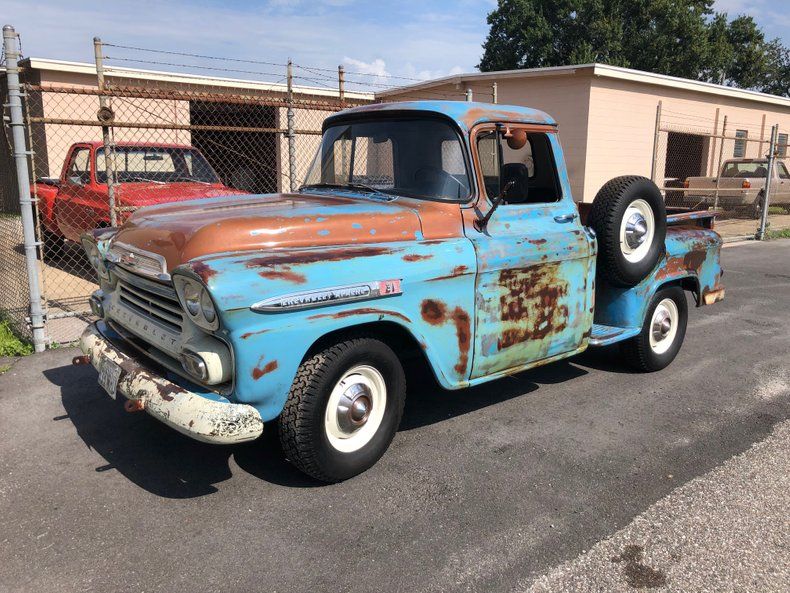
33;141;245;257
75;101;725;482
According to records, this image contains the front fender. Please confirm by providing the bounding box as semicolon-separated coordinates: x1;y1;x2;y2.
181;240;476;421
594;227;723;329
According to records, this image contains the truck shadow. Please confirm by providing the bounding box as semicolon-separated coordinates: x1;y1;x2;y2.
48;354;591;497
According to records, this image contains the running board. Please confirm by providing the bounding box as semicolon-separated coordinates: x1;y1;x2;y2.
589;323;641;346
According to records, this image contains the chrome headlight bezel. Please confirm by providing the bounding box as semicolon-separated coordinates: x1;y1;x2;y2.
173;275;219;331
80;235;111;283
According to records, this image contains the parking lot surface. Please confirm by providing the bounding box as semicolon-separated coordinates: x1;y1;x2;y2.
1;240;789;593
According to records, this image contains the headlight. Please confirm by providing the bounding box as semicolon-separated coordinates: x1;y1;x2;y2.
183;282;201;317
173;275;219;331
80;236;110;282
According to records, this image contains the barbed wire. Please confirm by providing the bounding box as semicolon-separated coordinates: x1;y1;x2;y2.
103;56;286;80
101;43;286;68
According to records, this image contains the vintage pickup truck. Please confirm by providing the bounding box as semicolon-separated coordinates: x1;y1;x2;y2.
33;141;244;256
75;102;725;482
684;157;790;218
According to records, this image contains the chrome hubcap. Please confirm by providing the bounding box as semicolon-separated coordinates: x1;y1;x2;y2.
651;310;672;342
336;383;372;434
625;213;648;249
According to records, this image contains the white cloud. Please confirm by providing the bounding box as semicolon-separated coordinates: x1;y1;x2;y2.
342;57;390;78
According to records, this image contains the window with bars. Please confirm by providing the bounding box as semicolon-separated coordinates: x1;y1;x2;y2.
733;130;748;158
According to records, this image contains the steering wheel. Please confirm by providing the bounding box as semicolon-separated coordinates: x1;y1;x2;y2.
414;166;466;197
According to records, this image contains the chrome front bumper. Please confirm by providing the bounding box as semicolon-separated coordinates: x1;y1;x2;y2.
78;323;263;444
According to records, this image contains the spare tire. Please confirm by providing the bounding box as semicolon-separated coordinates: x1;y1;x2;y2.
588;176;666;287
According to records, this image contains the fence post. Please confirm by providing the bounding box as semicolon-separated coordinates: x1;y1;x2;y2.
338;65;345;107
756;124;778;240
3;25;47;352
93;37;118;227
286;58;296;192
650;100;662;183
713;115;727;213
491;82;498;104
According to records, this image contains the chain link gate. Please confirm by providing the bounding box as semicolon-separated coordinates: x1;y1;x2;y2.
652;102;790;241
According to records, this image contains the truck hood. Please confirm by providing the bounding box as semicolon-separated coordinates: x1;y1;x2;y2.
115;182;247;206
111;191;429;270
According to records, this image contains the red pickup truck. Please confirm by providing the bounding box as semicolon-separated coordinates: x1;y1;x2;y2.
33;141;245;256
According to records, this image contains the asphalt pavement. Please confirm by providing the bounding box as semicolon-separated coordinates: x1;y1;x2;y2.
1;240;788;593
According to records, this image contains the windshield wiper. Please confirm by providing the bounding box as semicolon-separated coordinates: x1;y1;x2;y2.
129;176;165;185
300;182;389;195
169;176;212;185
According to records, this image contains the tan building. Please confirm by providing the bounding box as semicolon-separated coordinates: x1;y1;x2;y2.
379;63;790;203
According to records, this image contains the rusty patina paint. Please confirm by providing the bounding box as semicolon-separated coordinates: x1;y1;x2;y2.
497;264;569;350
191;260;217;283
252;357;279;380
308;307;411;323
257;269;307;284
420;299;471;375
402;254;433;262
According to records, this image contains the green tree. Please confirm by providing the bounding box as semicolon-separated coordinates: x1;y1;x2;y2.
478;0;790;96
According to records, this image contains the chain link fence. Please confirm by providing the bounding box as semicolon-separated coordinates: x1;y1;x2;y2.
653;104;790;240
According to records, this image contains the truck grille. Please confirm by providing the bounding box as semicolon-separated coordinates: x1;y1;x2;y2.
113;266;184;334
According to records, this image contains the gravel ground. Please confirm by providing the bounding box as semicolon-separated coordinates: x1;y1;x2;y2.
526;418;790;592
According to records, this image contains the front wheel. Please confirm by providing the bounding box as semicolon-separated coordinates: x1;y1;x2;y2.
278;337;406;482
620;286;688;372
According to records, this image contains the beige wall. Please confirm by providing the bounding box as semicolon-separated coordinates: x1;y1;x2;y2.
585;77;790;201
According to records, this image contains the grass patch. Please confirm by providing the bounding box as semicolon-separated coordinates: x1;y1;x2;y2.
0;319;33;356
765;228;790;240
767;206;786;215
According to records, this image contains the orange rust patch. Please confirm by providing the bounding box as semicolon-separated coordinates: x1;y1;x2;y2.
402;254;433;262
191;261;217;283
497;264;569;350
252;359;278;380
258;269;307;284
243;246;391;268
528;238;547;245
451;307;471;375
421;299;447;325
420;299;470;376
308;308;410;323
683;250;706;272
241;328;270;340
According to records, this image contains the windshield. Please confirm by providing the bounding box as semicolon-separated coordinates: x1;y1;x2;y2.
301;117;471;201
96;147;219;184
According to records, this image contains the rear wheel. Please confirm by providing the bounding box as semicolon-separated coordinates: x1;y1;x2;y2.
278;337;406;482
620;286;688;372
589;176;667;287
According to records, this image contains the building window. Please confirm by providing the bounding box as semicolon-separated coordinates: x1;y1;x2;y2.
734;129;748;158
777;133;788;158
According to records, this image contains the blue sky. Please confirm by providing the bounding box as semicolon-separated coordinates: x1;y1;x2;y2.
2;0;788;89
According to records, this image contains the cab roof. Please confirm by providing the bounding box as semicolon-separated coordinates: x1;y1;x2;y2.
324;100;557;132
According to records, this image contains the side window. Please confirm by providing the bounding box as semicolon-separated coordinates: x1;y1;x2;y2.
475;128;561;204
778;162;790;180
66;148;90;185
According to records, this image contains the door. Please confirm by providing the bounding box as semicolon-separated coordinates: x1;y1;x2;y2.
55;145;102;241
465;125;594;379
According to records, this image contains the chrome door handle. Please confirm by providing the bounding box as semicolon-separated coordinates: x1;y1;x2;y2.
554;213;577;223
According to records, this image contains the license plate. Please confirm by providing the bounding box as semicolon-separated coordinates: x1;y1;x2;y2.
98;356;123;399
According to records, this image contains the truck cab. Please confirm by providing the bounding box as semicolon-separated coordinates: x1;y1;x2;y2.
77;101;725;482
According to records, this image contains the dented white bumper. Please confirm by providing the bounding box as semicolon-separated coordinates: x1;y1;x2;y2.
78;323;263;444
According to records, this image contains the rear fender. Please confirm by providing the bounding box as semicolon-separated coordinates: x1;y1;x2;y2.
594;227;723;329
179;239;476;421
